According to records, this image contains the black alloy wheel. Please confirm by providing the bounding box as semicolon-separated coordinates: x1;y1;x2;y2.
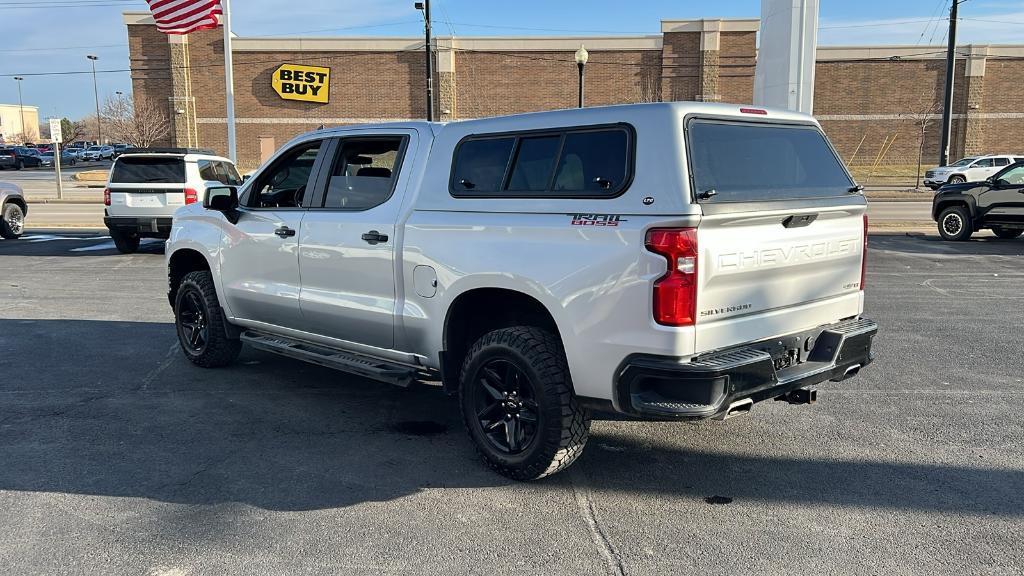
177;287;210;355
472;358;541;454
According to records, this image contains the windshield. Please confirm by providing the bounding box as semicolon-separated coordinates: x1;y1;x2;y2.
687;121;854;202
88;146;101;151
948;157;976;167
111;156;185;183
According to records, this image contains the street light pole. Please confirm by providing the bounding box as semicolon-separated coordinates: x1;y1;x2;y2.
938;1;960;166
575;45;588;108
13;76;25;141
414;1;434;121
87;54;102;144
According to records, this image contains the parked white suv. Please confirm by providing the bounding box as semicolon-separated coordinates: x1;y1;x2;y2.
83;145;115;161
104;148;241;253
165;103;877;480
924;154;1024;189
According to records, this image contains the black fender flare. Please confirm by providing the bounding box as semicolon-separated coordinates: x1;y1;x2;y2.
932;193;977;221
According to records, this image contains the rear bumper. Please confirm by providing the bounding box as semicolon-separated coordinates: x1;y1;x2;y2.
615;317;877;419
104;216;173;238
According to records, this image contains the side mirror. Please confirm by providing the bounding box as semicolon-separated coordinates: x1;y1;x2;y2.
203;185;240;224
994;178;1010;188
242;173;251;182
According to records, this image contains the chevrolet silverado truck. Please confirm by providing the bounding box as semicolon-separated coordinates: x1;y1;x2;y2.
165;103;878;480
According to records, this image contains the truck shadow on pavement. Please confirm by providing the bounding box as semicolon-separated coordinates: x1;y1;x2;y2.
1;317;1021;516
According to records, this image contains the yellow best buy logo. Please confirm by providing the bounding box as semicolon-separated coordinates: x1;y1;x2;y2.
272;64;330;103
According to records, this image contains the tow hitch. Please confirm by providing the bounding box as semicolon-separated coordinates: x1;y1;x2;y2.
776;387;817;405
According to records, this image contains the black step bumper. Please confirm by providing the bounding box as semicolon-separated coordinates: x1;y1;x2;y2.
616;317;878;419
104;216;172;238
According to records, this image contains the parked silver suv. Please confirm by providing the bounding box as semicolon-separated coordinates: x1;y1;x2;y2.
165;103;878;480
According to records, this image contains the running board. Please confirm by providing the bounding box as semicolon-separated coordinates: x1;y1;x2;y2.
240;331;423;387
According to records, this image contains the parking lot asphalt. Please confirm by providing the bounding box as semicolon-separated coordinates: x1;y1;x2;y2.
0;232;1022;575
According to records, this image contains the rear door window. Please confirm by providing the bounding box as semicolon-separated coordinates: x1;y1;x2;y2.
111;156;185;184
687;120;853;202
321;137;406;210
450;125;632;197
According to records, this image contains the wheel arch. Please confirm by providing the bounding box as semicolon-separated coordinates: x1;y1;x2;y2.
440;287;564;394
933;194;977;220
3;195;27;216
167;247;212;308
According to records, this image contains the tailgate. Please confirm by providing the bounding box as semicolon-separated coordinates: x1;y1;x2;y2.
684;117;866;354
107;186;185;215
694;206;865;353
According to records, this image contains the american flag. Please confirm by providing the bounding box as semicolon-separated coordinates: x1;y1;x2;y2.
145;0;223;35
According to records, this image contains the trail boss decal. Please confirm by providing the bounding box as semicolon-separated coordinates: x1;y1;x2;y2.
272;64;330;103
569;214;627;227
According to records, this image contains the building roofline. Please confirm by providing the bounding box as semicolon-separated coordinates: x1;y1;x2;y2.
233;35;663;52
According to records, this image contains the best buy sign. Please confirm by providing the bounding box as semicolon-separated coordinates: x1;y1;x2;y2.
272;64;330;103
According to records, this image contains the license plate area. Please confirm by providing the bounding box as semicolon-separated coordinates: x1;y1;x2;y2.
749;331;819;371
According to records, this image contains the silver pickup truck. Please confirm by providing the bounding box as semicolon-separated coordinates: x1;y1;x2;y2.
165;102;877;480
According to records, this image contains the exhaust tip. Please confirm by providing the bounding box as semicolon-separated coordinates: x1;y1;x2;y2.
715;398;753;420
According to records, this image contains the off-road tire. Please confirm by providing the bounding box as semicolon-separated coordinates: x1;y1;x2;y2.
1;202;25;239
937;205;973;241
992;227;1023;239
459;326;590;481
174;270;241;368
108;227;140;254
947;175;966;184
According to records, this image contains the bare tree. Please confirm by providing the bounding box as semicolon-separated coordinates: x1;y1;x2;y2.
101;94;169;148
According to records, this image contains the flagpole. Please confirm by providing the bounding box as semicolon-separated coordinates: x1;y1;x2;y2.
222;0;236;163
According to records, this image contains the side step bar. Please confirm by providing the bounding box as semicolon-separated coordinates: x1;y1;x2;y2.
239;331;425;387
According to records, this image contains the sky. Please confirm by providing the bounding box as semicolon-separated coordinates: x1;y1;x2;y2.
1;0;1021;120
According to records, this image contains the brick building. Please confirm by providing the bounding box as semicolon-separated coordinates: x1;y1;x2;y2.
123;12;1024;170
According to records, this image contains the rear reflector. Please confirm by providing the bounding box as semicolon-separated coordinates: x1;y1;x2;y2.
860;214;868;291
645;228;698;326
184;187;199;205
739;107;768;115
103;188;111;206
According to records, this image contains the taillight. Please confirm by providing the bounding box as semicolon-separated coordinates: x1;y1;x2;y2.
184;187;199;205
860;214;868;291
103;188;111;206
645;228;698;326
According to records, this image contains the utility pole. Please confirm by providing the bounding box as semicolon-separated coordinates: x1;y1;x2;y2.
415;1;434;121
938;0;959;166
87;55;102;144
13;77;24;141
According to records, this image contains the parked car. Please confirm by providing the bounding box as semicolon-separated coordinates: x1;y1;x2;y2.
35;144;53;154
0;181;27;239
0;148;15;170
37;149;78;167
112;143;131;158
0;147;43;170
164;102;878;480
83;145;115;161
923;154;1024;189
932;160;1024;241
104;148;240;252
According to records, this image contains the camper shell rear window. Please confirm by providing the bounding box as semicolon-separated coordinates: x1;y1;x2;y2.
686;119;854;203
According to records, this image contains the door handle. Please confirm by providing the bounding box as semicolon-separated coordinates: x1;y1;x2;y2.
274;226;296;238
361;230;389;245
